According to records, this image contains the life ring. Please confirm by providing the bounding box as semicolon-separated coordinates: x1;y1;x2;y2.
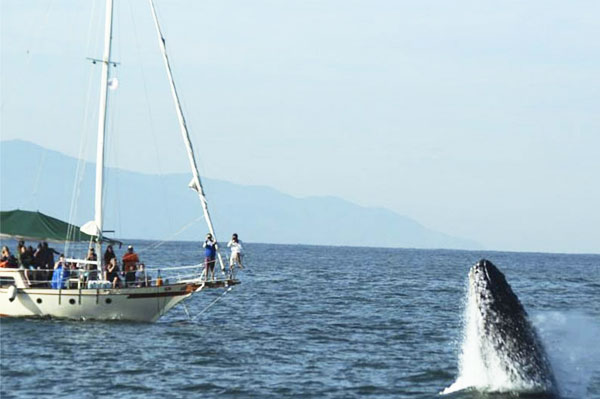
7;285;17;302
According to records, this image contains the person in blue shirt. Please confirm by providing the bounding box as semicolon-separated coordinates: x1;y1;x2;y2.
202;233;217;281
51;254;70;289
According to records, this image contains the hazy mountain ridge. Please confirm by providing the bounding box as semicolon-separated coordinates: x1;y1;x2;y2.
0;140;480;249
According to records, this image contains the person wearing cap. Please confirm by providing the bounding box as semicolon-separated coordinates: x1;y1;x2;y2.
227;233;244;275
122;245;139;287
202;233;218;281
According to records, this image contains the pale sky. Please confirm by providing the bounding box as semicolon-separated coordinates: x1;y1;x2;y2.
1;0;599;254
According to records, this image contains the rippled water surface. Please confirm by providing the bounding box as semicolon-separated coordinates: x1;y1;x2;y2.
1;242;599;398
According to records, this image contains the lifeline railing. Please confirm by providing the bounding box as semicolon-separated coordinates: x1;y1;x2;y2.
16;258;241;288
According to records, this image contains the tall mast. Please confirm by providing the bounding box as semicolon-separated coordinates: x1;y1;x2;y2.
94;0;114;263
148;0;226;274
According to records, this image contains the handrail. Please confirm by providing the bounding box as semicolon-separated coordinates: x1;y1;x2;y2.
65;258;100;266
144;263;203;272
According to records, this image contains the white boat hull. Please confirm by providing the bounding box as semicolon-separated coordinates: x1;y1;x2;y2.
0;269;239;322
1;283;198;322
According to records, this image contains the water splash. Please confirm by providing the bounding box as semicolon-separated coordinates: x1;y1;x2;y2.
442;280;553;395
533;311;600;399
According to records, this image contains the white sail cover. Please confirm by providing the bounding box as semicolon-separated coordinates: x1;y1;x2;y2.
80;220;100;236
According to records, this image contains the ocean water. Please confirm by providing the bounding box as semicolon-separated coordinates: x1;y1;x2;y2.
1;242;599;399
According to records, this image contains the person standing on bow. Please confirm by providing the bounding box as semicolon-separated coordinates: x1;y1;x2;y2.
227;233;244;276
202;233;217;281
122;245;139;287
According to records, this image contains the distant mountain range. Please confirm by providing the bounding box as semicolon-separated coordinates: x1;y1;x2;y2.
0;140;480;249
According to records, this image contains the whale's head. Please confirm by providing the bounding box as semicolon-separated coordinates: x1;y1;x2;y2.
469;258;510;292
468;259;525;318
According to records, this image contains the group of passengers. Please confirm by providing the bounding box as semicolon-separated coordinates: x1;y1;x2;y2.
48;244;149;289
1;242;60;286
1;241;149;289
2;233;246;288
101;244;149;289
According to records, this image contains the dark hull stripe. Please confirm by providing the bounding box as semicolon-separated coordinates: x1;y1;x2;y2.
127;290;190;299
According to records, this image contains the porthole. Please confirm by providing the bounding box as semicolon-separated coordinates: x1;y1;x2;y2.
105;298;112;304
36;298;42;304
69;298;76;305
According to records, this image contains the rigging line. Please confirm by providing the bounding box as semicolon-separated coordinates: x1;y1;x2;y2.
182;300;192;321
149;0;209;188
174;80;211;196
127;0;174;234
23;0;55;66
25;150;46;211
191;286;233;321
145;4;211;192
85;0;101;57
137;215;205;255
65;59;98;256
88;0;104;73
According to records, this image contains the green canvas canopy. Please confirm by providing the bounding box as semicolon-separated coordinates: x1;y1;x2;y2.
0;209;113;244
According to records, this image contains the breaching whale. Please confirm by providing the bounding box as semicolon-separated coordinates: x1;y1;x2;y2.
466;259;557;394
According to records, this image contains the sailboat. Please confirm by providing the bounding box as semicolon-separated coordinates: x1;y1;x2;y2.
0;0;239;322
